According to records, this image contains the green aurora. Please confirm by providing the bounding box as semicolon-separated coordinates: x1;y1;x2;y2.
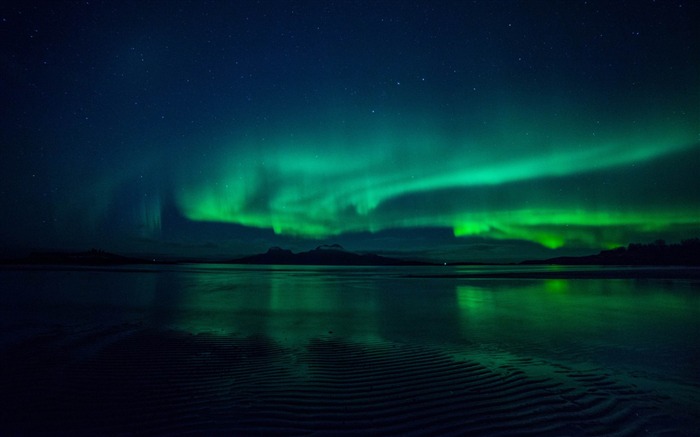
175;109;699;250
2;1;699;260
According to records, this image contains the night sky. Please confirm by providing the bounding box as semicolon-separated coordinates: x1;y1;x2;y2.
1;0;698;262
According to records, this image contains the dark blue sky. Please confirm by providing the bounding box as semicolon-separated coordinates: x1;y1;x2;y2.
1;0;698;261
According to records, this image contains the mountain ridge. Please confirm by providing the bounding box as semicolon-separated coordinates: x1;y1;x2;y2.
521;239;700;266
228;245;432;266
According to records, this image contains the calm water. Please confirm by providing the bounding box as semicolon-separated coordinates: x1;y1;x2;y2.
1;264;699;433
2;265;699;367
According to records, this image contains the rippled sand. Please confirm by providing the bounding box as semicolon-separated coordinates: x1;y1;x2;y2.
1;323;697;436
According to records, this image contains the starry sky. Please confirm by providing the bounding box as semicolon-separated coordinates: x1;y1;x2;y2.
1;0;698;262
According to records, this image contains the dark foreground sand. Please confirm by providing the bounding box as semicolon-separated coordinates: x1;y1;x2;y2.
1;323;697;436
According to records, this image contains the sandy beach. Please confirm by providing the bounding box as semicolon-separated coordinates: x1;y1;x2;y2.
1;322;697;436
1;264;698;435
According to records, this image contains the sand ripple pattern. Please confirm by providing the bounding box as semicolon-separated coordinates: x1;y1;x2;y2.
0;324;696;436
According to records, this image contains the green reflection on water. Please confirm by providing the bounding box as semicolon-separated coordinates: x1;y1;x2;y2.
136;265;700;382
455;278;699;375
167;266;382;345
544;279;569;293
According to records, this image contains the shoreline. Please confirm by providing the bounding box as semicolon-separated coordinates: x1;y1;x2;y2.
1;323;697;436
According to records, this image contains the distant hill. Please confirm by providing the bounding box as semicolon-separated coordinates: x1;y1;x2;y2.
6;249;152;266
229;245;432;266
522;239;700;266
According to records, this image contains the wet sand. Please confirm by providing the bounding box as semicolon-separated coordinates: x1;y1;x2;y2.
1;323;696;436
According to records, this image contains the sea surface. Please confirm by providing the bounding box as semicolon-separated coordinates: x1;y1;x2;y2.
1;264;699;435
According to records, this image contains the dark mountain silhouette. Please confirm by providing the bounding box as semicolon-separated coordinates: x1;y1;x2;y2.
522;238;700;266
8;249;153;266
6;238;699;267
229;245;432;266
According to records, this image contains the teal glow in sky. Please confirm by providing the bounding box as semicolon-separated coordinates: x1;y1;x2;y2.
175;111;698;249
1;1;698;261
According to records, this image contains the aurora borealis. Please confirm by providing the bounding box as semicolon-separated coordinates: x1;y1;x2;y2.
2;0;699;261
